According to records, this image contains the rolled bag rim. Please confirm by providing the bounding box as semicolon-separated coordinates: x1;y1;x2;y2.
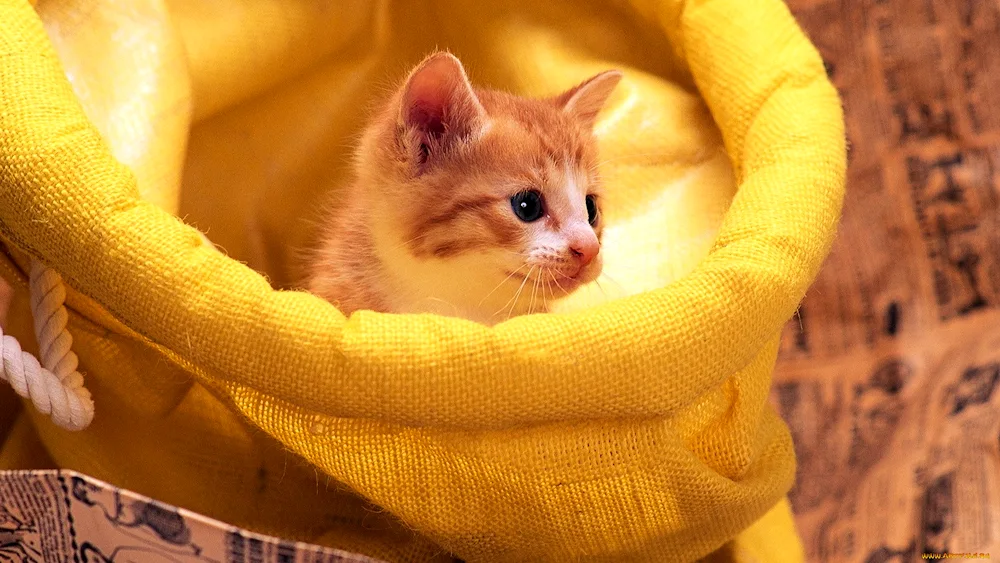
0;0;846;429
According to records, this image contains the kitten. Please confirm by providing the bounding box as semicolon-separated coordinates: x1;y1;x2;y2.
307;52;621;325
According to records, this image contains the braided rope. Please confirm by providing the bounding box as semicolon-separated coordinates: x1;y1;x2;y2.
0;260;93;431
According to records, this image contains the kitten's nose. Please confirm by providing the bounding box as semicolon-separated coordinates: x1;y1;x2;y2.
568;231;600;274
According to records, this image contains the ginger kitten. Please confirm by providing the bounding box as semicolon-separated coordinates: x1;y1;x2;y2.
307;52;621;325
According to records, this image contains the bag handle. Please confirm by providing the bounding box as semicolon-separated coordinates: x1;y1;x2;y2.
0;260;93;431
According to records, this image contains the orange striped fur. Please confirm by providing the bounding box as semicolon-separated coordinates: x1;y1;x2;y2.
307;52;621;324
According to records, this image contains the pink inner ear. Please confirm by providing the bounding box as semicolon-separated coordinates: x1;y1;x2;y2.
402;56;466;138
405;84;449;138
400;53;483;142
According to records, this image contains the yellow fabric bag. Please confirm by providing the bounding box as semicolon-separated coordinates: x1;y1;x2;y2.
0;0;845;561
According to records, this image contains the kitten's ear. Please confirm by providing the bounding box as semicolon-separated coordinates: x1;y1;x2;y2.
553;70;623;129
399;52;485;144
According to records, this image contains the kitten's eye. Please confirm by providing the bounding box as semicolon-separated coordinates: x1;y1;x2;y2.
511;190;544;222
586;194;599;226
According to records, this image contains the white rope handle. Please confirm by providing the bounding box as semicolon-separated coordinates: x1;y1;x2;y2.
0;260;93;431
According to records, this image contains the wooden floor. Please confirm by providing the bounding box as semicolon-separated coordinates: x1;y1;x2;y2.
773;0;1000;561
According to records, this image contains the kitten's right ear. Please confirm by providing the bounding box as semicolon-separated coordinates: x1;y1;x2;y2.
553;70;623;130
399;52;485;157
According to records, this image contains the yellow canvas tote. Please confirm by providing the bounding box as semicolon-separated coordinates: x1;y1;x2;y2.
0;0;845;560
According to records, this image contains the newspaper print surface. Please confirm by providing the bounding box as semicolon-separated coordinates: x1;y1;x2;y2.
0;469;383;563
775;0;1000;561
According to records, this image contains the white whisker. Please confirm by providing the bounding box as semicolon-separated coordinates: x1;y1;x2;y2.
529;273;541;314
593;278;609;298
598;272;628;295
478;263;528;307
542;269;554;310
496;266;534;320
550;271;569;296
507;266;534;320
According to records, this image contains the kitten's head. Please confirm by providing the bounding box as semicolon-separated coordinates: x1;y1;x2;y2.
360;52;621;321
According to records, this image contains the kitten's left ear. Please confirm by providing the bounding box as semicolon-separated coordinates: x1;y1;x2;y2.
553;70;623;129
399;52;486;144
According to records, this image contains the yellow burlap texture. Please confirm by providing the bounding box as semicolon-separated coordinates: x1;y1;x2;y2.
0;0;845;561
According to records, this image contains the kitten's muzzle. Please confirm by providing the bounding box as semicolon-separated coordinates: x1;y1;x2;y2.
568;233;600;278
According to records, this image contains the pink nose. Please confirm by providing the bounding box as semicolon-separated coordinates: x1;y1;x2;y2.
569;232;600;273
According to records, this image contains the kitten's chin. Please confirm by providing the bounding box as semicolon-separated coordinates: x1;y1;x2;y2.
487;264;602;321
570;261;604;286
542;266;602;296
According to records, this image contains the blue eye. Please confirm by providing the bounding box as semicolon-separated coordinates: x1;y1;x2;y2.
586;194;599;226
511;190;544;222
